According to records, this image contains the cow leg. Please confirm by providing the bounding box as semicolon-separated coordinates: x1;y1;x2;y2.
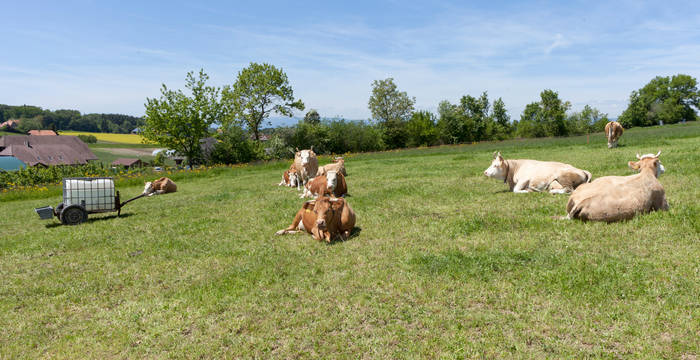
548;180;569;194
513;180;530;193
275;209;305;236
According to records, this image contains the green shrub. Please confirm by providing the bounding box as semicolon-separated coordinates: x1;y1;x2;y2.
77;134;98;143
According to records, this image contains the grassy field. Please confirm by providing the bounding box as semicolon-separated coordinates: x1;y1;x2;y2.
59;131;150;144
1;123;698;358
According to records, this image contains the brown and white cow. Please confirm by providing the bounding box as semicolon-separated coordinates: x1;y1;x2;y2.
278;165;300;187
317;157;347;177
275;196;356;242
483;152;591;194
143;177;177;196
565;151;668;222
605;121;624;148
292;147;318;190
301;170;347;198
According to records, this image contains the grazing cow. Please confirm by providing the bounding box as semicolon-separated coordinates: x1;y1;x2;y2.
292;147;318;190
275;196;356;242
484;152;591;194
317;157;348;177
565;151;668;222
278;165;300;187
143;177;177;196
301;170;347;198
605;121;624;148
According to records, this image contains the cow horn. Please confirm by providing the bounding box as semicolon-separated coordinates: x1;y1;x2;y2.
655;150;661;157
636;153;641;160
289;148;296;154
295;147;300;152
310;145;314;152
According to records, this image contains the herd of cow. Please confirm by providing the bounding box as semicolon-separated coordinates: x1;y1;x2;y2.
275;121;668;242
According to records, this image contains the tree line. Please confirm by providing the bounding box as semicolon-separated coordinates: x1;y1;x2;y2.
142;62;698;166
0;104;144;133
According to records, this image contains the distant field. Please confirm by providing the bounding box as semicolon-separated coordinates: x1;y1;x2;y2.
1;123;699;358
59;131;151;144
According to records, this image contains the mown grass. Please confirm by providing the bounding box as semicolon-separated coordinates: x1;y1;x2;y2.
1;123;699;358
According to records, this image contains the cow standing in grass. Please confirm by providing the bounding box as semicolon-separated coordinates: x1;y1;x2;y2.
292;147;318;190
317;157;347;177
275;196;356;242
565;151;668;222
605;121;624;148
484;152;591;194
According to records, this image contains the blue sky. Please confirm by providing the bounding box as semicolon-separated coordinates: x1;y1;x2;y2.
1;0;699;125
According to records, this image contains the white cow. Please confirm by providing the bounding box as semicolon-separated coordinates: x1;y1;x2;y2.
484;152;591;194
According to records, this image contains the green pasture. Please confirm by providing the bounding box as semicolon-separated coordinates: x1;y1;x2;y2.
1;123;698;358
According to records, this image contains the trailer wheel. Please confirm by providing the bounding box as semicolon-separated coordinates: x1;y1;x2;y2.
61;205;87;225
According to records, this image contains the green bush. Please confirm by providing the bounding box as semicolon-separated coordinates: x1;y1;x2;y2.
77;134;98;143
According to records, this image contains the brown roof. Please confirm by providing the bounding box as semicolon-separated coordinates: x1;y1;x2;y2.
112;158;142;166
28;130;58;136
0;135;98;166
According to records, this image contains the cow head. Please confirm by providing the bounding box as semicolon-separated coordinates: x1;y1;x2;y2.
143;181;153;194
289;171;299;187
299;150;313;165
314;196;343;234
325;171;338;191
628;151;665;178
484;151;508;181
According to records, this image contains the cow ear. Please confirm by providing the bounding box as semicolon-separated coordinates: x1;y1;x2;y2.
331;198;344;210
628;161;640;170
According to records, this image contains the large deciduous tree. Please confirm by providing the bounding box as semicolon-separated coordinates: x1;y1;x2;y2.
142;69;225;166
224;62;305;141
368;78;415;149
516;89;570;138
618;74;699;128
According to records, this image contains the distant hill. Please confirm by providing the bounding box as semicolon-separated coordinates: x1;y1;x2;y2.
0;104;144;134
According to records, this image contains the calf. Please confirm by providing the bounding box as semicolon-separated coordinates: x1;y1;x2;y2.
605;121;624;148
301;170;347;198
317;157;347;177
278;166;300;187
484;152;591;194
143;177;177;196
275;196;356;242
566;151;668;222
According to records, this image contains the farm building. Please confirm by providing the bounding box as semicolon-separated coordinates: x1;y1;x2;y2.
0;156;26;171
111;158;143;169
0;135;98;166
27;129;58;136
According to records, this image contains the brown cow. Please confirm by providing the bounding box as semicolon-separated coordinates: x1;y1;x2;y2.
143;177;177;196
278;165;300;187
301;170;347;198
565;151;668;222
275;196;356;242
317;157;347;177
604;121;624;148
292;147;319;190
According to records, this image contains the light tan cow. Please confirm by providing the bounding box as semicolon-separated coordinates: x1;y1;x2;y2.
275;196;356;242
317;157;347;177
292;147;318;190
605;121;624;148
143;177;177;196
565;151;668;222
483;152;591;194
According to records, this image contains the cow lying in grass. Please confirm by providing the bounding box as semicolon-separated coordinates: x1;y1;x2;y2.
317;157;347;177
143;177;177;196
275;196;356;242
565;151;668;222
301;170;347;198
484;151;591;194
278;166;300;187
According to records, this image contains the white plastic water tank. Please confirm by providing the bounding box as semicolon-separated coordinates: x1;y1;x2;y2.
64;178;115;211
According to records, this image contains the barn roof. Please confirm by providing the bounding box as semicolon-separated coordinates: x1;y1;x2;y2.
0;135;98;166
27;130;58;136
112;158;142;166
0;156;26;171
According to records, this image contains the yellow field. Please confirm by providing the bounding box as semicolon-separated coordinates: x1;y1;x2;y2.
59;131;151;144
